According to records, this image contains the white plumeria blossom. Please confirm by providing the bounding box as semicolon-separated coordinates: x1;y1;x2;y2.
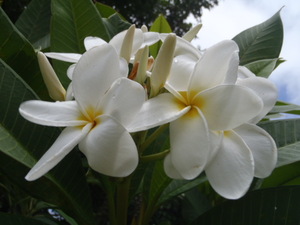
19;44;146;180
128;40;275;199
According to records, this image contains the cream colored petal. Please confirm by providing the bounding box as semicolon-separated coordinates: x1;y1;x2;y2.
127;93;190;132
205;130;254;199
188;40;239;92
100;78;145;128
45;52;82;63
234;123;277;178
25;124;92;181
169;108;210;179
84;36;107;50
72;44;121;116
19;100;86;127
79;115;138;177
195;85;263;130
237;76;278;123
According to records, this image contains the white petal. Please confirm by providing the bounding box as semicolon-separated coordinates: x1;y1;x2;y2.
84;36;107;51
140;32;160;48
234;123;277;178
238;66;256;79
167;55;196;91
169;108;210;179
195;85;263;130
205;130;254;199
189;40;239;92
160;33;201;60
19;100;86;127
45;52;82;63
237;76;278;123
164;154;184;179
100;78;145;128
79;115;138;177
72;44;121;114
67;64;76;80
25;124;92;181
127;93;190;132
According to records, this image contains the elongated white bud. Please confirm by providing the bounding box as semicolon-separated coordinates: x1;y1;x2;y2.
150;33;176;97
120;24;136;63
37;52;66;101
182;24;202;42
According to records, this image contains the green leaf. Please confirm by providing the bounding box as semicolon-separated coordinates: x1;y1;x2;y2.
95;2;118;18
260;119;300;167
15;0;51;49
0;8;49;99
244;58;280;78
270;101;300;115
0;59;95;225
0;212;54;225
102;14;131;38
193;186;300;225
149;15;172;58
157;175;207;206
262;161;300;188
50;0;110;87
232;10;283;65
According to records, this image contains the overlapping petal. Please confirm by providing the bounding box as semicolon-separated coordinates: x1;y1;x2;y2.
237;76;278;123
84;36;107;50
169;108;210;179
188;40;239;92
72;44;124;115
44;52;82;63
19;100;86;127
127;93;190;132
79;115;138;177
205;130;255;199
234;123;277;178
100;78;145;128
164;154;184;179
25;124;92;181
195;85;263;130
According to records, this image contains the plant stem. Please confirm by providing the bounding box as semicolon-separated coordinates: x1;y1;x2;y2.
139;124;169;153
116;176;132;225
140;149;170;162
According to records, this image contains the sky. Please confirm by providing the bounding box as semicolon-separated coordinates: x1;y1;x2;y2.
187;0;300;105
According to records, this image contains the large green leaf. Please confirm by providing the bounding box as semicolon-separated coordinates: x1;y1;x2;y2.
232;10;283;65
0;59;95;225
259;119;300;188
260;119;300;167
149;15;172;58
50;0;110;87
193;186;300;225
0;8;48;99
0;212;55;225
15;0;51;49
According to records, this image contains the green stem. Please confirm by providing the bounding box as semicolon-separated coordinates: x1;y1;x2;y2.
140;149;170;162
139;124;169;153
116;176;132;225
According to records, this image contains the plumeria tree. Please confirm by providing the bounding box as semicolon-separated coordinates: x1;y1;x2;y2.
1;0;300;225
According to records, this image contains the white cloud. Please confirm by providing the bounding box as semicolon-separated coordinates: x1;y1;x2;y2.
187;0;300;104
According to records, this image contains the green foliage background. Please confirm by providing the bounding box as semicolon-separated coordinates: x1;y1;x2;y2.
1;0;299;224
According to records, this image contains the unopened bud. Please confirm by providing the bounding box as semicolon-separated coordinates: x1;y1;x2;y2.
182;24;202;42
37;52;66;101
120;24;136;63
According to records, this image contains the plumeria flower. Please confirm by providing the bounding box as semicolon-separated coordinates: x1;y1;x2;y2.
128;40;264;194
19;44;146;180
45;25;159;100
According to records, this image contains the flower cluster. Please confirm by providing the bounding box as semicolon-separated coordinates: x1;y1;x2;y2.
19;24;277;199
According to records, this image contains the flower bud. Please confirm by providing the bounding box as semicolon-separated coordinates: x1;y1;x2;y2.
37;52;66;101
182;24;202;42
150;33;176;97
